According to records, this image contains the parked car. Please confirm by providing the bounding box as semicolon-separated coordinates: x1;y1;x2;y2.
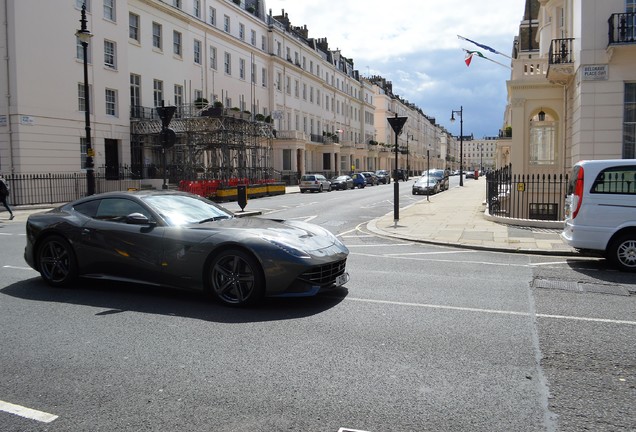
393;169;407;181
361;171;378;186
465;171;475;179
23;191;350;306
375;170;390;184
412;175;441;195
351;173;366;188
330;175;354;190
561;159;636;272
300;174;331;193
421;169;450;191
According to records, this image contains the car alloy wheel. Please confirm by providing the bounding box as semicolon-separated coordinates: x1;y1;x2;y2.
37;235;78;287
209;249;264;306
609;234;636;272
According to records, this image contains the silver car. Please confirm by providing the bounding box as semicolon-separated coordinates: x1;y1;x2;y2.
300;174;332;193
412;175;440;195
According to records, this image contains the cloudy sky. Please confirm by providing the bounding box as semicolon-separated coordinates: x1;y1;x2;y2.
266;0;527;138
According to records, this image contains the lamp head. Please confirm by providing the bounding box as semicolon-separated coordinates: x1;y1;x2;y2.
450;112;455;123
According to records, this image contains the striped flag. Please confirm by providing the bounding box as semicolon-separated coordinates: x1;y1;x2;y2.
457;35;512;59
464;50;485;66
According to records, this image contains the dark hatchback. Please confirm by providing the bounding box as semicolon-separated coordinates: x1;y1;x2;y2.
330;175;354;190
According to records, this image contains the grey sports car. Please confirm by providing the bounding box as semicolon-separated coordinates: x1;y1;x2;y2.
24;191;349;307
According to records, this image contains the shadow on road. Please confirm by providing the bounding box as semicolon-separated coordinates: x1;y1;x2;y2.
1;277;349;323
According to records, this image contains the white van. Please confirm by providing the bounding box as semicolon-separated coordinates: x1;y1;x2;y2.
561;159;636;271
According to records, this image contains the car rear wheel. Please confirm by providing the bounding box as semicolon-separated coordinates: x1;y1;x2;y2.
208;249;265;306
607;233;636;272
37;235;78;287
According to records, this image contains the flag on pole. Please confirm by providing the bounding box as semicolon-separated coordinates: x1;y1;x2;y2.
464;50;485;67
457;35;512;59
462;49;511;69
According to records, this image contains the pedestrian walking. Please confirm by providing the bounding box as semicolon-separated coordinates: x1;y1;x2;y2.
0;174;14;220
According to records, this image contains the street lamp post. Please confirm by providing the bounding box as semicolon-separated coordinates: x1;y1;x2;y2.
76;4;95;196
450;106;463;187
387;114;408;226
480;143;483;174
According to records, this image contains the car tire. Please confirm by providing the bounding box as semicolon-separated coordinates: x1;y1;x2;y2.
607;233;636;272
208;249;265;306
319;185;323;192
300;189;306;193
37;235;78;287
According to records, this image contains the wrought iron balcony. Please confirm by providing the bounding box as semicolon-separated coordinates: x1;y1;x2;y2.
547;38;575;84
549;38;574;64
608;12;636;44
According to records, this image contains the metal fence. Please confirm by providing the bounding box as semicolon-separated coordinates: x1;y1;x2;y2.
486;164;569;221
4;172;141;206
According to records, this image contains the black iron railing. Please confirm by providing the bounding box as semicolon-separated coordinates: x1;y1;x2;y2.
609;12;636;44
486;164;569;221
549;38;574;64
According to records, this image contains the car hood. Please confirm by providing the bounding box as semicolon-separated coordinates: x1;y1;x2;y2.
193;217;348;254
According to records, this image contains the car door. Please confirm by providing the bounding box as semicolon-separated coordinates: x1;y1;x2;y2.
75;197;166;284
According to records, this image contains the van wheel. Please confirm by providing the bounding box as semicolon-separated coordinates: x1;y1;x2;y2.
607;233;636;272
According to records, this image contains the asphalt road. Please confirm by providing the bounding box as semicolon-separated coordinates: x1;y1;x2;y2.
0;180;634;431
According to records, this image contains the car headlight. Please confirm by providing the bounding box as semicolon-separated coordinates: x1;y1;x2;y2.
262;237;311;258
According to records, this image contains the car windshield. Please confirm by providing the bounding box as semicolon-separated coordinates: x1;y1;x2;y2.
142;194;233;226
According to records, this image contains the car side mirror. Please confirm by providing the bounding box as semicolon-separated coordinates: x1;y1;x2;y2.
126;212;156;226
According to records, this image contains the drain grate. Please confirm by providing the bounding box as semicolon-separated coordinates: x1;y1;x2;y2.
533;278;580;291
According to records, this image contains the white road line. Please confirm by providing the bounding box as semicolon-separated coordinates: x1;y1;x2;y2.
350;252;530;267
3;265;36;271
343;297;636;326
383;250;480;256
346;243;415;248
0;400;58;423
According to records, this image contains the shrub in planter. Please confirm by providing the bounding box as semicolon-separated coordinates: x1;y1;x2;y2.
194;97;208;109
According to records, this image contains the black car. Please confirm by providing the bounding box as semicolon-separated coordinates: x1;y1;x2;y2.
361;172;378;186
24;191;350;307
393;169;407;181
329;175;354;190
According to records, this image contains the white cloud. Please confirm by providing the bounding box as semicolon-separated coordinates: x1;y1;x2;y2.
266;0;527;137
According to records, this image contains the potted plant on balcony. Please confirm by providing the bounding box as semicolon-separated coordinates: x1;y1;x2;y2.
255;113;265;122
194;97;208;110
202;100;223;117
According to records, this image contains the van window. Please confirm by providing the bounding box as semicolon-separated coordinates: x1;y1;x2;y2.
591;166;636;194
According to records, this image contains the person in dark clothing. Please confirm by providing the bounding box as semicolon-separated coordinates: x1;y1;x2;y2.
0;174;14;220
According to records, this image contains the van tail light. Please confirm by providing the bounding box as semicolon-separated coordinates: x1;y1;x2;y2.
572;167;584;219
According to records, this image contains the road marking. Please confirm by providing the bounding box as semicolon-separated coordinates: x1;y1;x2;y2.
383;250;480;256
3;265;36;271
338;428;370;432
343;297;636;326
346;243;415;248
0;400;58;423
350;252;530;267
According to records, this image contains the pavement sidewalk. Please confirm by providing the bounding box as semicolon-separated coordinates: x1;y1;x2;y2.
365;178;577;256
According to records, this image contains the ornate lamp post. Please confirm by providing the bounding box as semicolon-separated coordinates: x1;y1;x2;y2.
76;4;95;195
450;106;463;186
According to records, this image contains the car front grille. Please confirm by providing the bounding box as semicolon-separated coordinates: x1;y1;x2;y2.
299;259;347;286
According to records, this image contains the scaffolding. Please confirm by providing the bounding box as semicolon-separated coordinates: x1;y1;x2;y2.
130;106;275;184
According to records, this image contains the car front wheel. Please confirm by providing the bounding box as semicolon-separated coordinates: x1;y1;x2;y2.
607;233;636;272
208;249;265;306
37;235;78;287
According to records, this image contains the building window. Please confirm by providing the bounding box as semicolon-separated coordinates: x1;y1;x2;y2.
239;23;245;40
152;22;162;50
105;88;117;116
130;74;141;115
174;84;183;107
173;0;181;8
262;67;267;87
78;83;87;111
624;83;636;158
194;39;201;64
76;37;92;62
153;79;163;107
251;63;256;83
209;7;216;26
173;31;182;56
238;58;245;79
276;72;281;91
529;111;557;165
193;0;200;18
261;35;266;51
103;0;115;21
80;137;88;169
129;13;140;42
224;15;230;33
210;46;217;70
224;52;231;75
104;40;116;68
283;149;292;170
251;30;256;46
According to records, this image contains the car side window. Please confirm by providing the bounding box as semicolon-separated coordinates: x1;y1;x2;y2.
591;166;636;194
95;198;153;222
73;200;101;218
